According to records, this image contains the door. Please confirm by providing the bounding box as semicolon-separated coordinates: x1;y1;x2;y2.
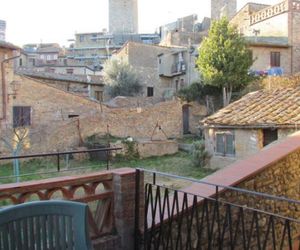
182;105;189;134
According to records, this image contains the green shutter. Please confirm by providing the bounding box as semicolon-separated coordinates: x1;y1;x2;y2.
225;134;235;155
216;134;225;155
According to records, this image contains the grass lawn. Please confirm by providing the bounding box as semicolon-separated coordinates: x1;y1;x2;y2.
0;151;214;186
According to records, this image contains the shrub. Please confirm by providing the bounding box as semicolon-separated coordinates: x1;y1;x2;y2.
121;138;140;160
191;140;210;168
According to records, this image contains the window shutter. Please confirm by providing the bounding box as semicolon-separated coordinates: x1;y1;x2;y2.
225;134;234;155
216;134;225;155
13;106;31;127
13;107;21;128
22;107;31;126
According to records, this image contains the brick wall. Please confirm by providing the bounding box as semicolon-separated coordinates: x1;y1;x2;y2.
155;132;300;249
115;42;175;98
0;48;14;122
0;75;205;154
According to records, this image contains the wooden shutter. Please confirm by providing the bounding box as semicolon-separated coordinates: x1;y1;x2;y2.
270;52;280;67
13;107;21;128
225;134;235;155
13;106;31;128
22;107;31;127
216;134;225;155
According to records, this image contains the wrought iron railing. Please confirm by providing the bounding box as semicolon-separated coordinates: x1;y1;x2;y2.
135;169;300;250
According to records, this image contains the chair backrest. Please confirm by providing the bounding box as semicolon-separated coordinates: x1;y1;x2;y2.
0;200;93;250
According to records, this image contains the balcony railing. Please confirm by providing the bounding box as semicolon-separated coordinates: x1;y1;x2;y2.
171;62;186;75
0;171;114;239
0;147;121;183
135;169;300;250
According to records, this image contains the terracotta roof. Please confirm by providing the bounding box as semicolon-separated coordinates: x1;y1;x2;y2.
201;87;300;128
0;41;20;50
16;70;103;85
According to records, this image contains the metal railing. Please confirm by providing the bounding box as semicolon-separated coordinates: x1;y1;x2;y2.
0;147;122;182
135;169;300;250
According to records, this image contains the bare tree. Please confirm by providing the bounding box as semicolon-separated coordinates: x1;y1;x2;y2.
0;124;30;182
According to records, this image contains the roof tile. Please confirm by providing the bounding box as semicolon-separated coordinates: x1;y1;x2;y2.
201;87;300;127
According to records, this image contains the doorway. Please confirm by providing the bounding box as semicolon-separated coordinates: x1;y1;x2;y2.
182;105;190;134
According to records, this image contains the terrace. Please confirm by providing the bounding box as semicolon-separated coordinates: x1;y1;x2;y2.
1;133;300;249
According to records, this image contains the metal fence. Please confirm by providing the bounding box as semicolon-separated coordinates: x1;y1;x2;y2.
0;147;121;183
135;169;300;250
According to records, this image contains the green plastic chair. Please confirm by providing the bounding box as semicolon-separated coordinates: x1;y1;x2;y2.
0;200;93;250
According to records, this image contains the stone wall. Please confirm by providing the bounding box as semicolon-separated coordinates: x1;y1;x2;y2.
109;0;138;34
115;42;176;98
290;2;300;74
24;76;103;99
0;75;205;155
0;47;14;122
154;132;300;249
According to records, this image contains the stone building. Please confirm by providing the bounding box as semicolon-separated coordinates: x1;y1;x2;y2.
0;20;6;41
0;73;204;154
200;87;300;169
109;0;138;34
21;43;64;67
230;0;300;75
159;14;210;47
211;0;237;20
67;32;160;68
158;48;200;93
115;42;184;98
0;41;19;125
114;42;200;99
36;44;62;66
17;70;104;101
1;42;204;154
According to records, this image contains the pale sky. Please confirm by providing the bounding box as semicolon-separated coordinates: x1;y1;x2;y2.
0;0;280;47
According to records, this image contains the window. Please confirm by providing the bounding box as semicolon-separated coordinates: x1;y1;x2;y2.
19;58;22;66
263;129;278;147
13;106;31;128
215;132;235;156
147;87;154;97
79;35;84;42
66;68;74;74
270;52;280;67
68;114;79;118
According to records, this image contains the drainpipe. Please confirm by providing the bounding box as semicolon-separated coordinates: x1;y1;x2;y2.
1;54;20;121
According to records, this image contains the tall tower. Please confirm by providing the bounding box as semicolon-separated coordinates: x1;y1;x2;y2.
0;20;6;41
211;0;237;20
109;0;138;34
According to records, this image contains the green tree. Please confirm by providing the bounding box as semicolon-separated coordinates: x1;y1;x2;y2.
103;58;142;97
197;17;253;106
177;81;220;103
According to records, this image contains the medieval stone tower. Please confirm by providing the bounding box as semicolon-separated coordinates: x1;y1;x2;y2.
109;0;138;34
211;0;237;20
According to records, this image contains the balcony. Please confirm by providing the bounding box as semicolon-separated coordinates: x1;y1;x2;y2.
171;61;186;75
1;136;300;249
159;61;187;77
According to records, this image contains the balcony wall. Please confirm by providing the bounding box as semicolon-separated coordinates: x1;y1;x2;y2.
0;167;144;250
